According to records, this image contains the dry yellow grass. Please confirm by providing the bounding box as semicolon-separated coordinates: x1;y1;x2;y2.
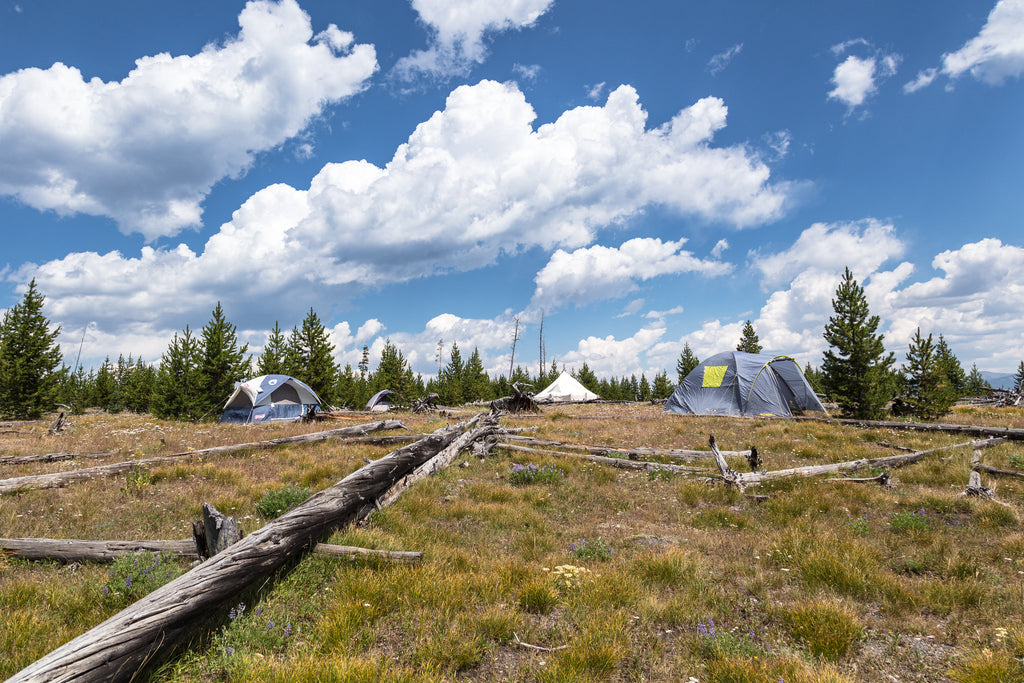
1;405;1023;682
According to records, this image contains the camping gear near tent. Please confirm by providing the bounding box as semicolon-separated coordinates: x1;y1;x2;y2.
535;371;601;403
663;351;826;418
220;375;323;424
366;390;395;412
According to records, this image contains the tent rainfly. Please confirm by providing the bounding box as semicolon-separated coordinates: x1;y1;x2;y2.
365;389;396;412
220;375;323;424
535;371;601;403
663;351;826;418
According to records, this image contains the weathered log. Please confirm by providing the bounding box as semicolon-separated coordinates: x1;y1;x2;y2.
794;416;1024;441
0;538;421;565
0;538;197;563
825;471;892;486
498;442;705;474
0;451;115;466
356;415;498;521
503;434;751;462
712;437;1006;489
201;503;242;558
0;420;406;495
48;412;70;435
8;420;482;682
962;470;996;498
313;543;422;564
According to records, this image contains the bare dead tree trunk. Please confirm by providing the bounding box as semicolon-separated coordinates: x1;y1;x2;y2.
508;316;520;380
7;420;480;683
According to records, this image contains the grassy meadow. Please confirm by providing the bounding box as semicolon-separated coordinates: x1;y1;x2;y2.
2;405;1024;682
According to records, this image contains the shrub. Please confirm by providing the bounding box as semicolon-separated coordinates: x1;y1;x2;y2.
569;538;613;562
256;484;312;518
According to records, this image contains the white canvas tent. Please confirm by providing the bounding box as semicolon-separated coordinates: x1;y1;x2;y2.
535;371;600;403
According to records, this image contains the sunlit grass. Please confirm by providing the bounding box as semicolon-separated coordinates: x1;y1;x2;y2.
2;407;1024;680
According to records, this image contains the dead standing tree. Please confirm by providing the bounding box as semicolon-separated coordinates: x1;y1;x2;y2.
8;418;493;683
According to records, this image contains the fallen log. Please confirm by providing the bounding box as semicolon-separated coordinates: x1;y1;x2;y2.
357;414;499;521
0;538;196;563
0;538;421;565
8;419;482;682
795;416;1024;441
0;451;115;466
498;442;705;474
503;434;751;462
710;436;1007;489
0;420;406;495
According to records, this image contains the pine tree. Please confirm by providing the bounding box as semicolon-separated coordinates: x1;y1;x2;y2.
652;371;673;399
897;328;955;420
964;363;990;397
198;303;250;415
736;320;763;354
1013;361;1024;394
462;348;490;402
821;268;895;419
256;322;288;376
286;308;338;406
676;344;699;384
934;335;966;397
0;280;64;418
574;362;600;394
638;373;652;401
372;339;409;401
152;326;203;420
439;342;464;405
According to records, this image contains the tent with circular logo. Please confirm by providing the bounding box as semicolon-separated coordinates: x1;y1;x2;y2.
664;351;826;417
220;375;323;424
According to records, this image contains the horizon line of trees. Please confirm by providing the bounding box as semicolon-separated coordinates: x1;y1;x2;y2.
2;276;1019;421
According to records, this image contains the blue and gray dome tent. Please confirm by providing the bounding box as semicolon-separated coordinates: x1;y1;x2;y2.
220;375;323;424
664;351;826;418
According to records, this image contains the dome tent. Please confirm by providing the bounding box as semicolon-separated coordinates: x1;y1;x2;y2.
535;371;600;403
220;375;323;424
664;351;826;418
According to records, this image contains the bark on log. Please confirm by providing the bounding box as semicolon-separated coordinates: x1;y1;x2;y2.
0;420;405;495
0;538;421;565
0;538;197;563
711;437;1006;489
0;451;115;466
498;442;705;474
503;434;751;462
7;419;480;683
356;415;498;521
793;416;1024;441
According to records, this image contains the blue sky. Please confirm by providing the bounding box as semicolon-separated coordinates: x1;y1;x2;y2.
2;0;1023;380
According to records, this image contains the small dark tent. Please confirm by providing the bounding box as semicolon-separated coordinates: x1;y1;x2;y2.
664;351;826;418
220;375;323;424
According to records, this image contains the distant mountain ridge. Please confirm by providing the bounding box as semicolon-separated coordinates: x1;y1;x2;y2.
980;371;1015;390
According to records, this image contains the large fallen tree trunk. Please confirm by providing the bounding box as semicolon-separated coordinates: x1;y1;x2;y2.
0;538;421;565
0;420;405;495
8;419;484;683
710;436;1007;489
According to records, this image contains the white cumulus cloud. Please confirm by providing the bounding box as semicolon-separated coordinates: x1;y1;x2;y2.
0;0;377;240
26;80;791;351
942;0;1024;84
394;0;554;79
532;237;732;310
